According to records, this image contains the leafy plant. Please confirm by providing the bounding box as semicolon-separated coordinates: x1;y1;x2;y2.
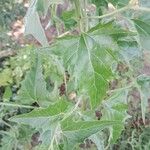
1;0;150;149
0;0;26;29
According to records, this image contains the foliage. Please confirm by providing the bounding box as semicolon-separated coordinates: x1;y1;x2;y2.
0;0;26;29
0;0;150;149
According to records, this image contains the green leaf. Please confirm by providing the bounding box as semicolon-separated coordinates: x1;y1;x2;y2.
11;100;69;145
90;21;140;62
117;37;140;62
132;14;150;50
137;75;150;123
15;53;51;106
36;0;63;15
61;10;77;29
53;34;117;108
11;100;68;126
3;86;12;102
61;118;120;149
0;125;34;150
25;0;63;46
43;22;138;108
0;131;17;150
0;69;13;87
25;0;48;46
101;90;129;143
36;0;45;13
89;133;105;150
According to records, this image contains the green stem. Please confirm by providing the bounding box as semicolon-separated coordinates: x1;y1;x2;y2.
0;102;36;109
51;4;61;36
83;0;89;32
1;120;13;129
74;0;89;32
86;5;130;19
85;6;150;20
74;0;82;32
108;83;133;93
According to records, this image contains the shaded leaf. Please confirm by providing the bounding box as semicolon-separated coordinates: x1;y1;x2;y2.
89;133;105;150
16;53;51;106
61;10;77;29
3;86;12;102
11;100;69;145
61;118;121;149
0;131;17;150
101;90;129;143
133;19;150;50
137;75;150;123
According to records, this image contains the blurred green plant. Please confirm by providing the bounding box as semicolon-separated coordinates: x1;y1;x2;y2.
0;0;26;29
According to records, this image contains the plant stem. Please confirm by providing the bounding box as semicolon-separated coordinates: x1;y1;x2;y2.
61;97;81;121
85;6;150;20
1;120;13;129
86;6;130;19
108;84;133;93
83;0;89;32
74;0;82;32
0;102;36;109
74;0;89;32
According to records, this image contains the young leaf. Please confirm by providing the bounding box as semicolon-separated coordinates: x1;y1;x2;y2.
16;54;51;107
24;0;48;46
61;118;121;149
101;90;129;143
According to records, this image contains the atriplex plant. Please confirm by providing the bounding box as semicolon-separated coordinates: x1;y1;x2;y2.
2;0;150;149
